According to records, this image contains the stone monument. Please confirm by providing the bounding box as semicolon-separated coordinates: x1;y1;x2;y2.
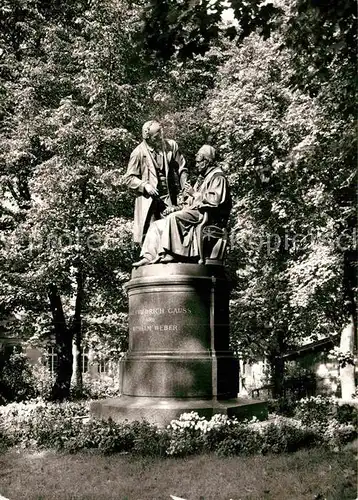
91;141;267;425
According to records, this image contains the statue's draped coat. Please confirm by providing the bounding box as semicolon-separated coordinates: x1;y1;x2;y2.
124;139;186;244
140;166;231;261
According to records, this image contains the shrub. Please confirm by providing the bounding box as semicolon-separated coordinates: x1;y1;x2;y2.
30;366;122;402
266;397;297;416
0;428;12;452
0;400;167;454
166;412;207;456
0;400;89;447
201;414;236;452
63;419;137;454
259;418;318;454
335;403;358;426
80;375;122;400
215;425;262;456
31;364;55;401
293;396;357;449
294;395;335;426
0;402;356;457
0;349;37;404
294;396;357;428
321;419;356;449
132;421;169;457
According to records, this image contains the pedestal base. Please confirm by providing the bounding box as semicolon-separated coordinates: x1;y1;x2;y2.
120;264;239;399
90;396;268;427
90;264;268;427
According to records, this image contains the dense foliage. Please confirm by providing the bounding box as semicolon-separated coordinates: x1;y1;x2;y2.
0;348;36;404
0;347;121;403
0;399;356;455
0;0;147;398
0;0;356;398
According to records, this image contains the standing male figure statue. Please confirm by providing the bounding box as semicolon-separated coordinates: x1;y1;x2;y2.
133;145;231;267
124;120;187;245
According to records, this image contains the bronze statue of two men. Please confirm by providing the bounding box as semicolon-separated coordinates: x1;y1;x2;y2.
124;120;231;267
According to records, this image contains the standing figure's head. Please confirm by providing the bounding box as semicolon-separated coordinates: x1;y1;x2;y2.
142;120;163;150
195;145;216;174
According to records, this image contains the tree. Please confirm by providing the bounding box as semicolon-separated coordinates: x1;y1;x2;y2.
139;0;224;62
284;0;357;397
0;0;149;399
206;23;356;396
1;0;355;401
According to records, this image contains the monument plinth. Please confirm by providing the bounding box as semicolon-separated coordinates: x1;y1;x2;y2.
90;263;267;426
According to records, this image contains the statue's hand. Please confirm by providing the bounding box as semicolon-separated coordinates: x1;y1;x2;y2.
162;205;181;217
144;183;159;196
183;181;194;196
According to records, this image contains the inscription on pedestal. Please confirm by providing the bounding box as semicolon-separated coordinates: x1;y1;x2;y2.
130;307;193;334
120;265;239;400
128;288;210;351
132;324;179;332
132;307;192;315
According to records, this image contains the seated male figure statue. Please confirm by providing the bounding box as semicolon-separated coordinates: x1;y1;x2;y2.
133;145;231;267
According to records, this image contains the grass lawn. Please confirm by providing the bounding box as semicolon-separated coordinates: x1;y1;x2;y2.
0;447;356;500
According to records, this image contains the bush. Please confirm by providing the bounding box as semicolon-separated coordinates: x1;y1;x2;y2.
0;428;12;452
0;402;356;456
294;396;357;427
63;419;136;454
322;419;356;449
29;365;122;402
267;397;297;416
132;421;169;457
201;414;236;452
293;396;357;449
259;419;318;454
70;419;168;456
215;425;262;456
0;400;167;454
0;400;89;448
80;375;121;400
335;403;358;426
166;412;207;456
294;395;335;426
31;364;55;401
0;348;37;405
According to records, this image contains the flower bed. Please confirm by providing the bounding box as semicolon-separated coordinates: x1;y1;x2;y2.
0;397;356;457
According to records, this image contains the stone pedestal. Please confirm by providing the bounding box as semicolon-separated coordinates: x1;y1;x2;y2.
91;263;267;425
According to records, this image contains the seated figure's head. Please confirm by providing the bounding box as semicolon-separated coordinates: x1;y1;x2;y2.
142;120;163;149
196;145;216;174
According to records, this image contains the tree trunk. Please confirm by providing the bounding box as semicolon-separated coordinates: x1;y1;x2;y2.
70;181;87;396
270;354;285;399
70;268;85;396
268;331;286;399
339;318;356;399
71;337;82;394
340;250;357;399
48;285;73;401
